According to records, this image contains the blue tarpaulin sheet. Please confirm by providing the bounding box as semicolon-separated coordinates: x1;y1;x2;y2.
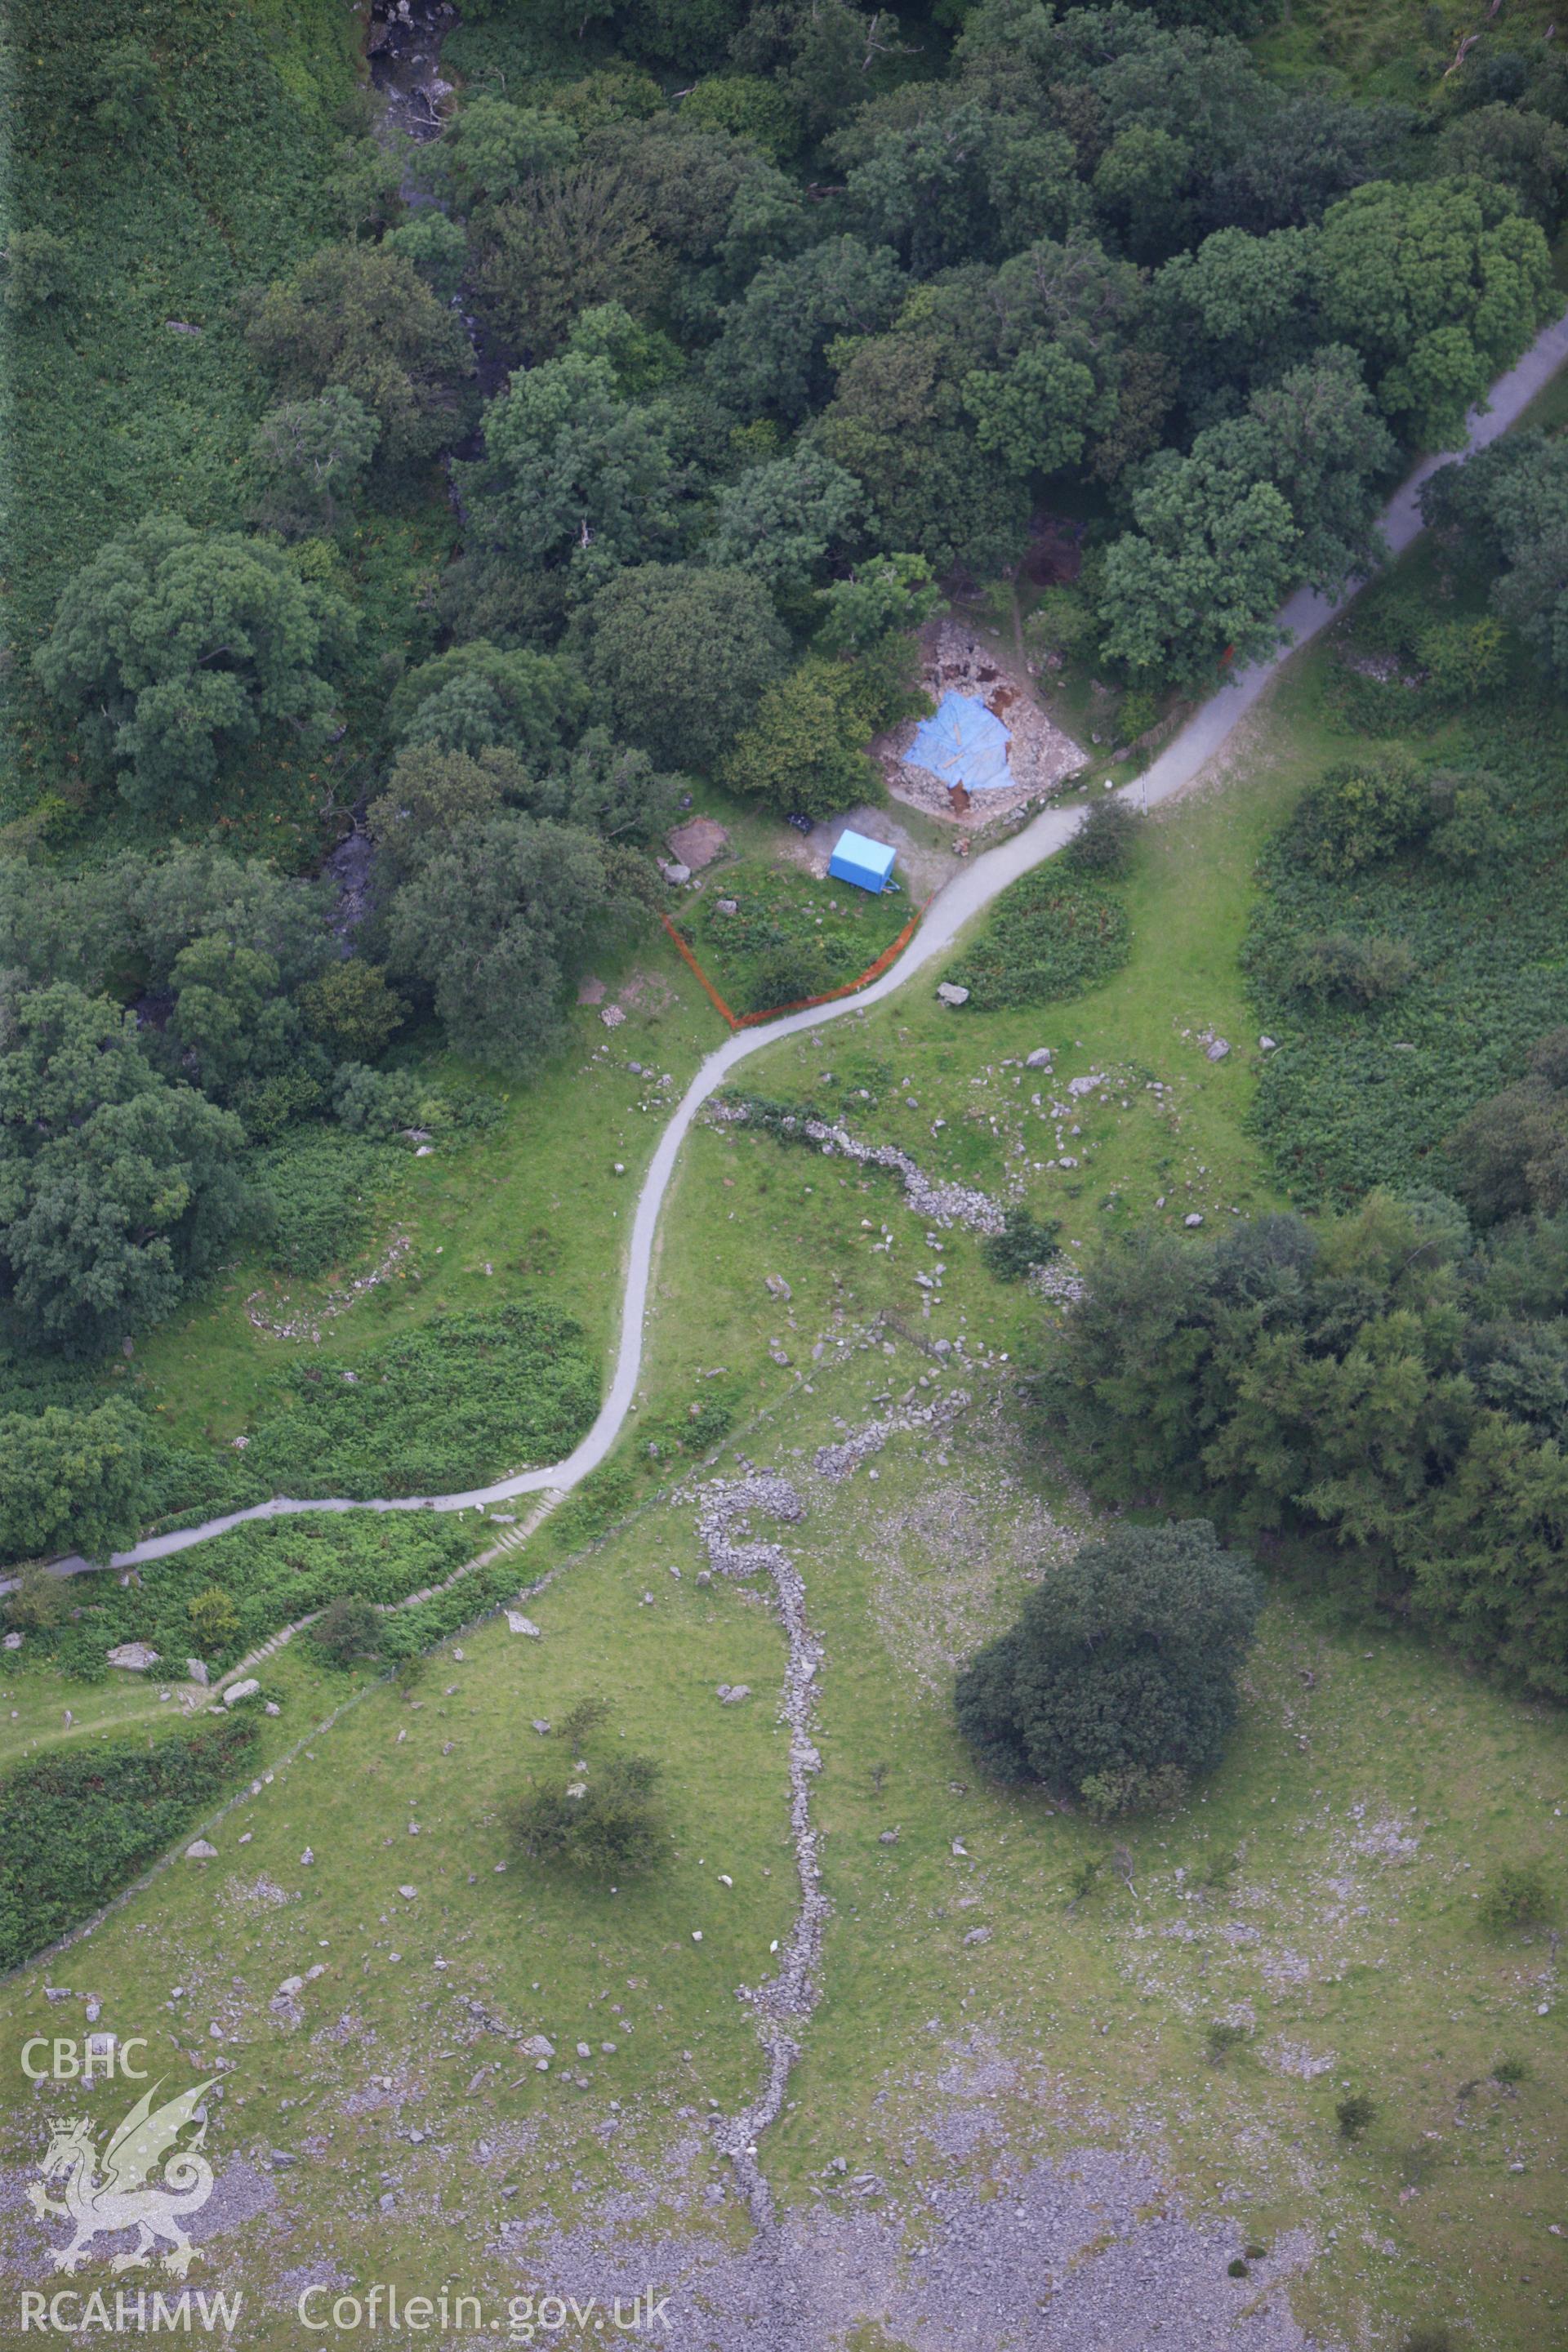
828;829;897;893
907;691;1013;791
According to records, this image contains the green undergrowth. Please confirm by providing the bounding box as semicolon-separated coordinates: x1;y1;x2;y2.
244;1301;599;1500
0;1713;259;1974
3;0;357;818
1245;570;1568;1208
10;1512;483;1686
946;866;1133;1009
678;858;908;1016
252;1128;403;1280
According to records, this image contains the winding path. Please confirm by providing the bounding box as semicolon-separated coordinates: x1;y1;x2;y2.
42;311;1568;1581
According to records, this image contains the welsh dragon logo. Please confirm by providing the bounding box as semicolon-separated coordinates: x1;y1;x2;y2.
28;2081;215;2276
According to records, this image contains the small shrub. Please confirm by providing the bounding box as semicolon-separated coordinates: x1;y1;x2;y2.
1401;2330;1454;2352
557;1694;610;1747
5;1562;67;1632
1063;795;1141;880
1243;2243;1267;2261
1063;1855;1102;1909
1335;2091;1376;2141
1428;768;1516;867
186;1584;239;1651
2;227;77;314
1417;615;1506;705
686;1396;734;1449
1205;2020;1250;2065
1227;2257;1249;2278
1285;751;1430;880
311;1593;382;1665
300;961;406;1060
1116;688;1159;741
746;939;831;1013
517;1753;667;1882
1196;1847;1237;1898
1477;1860;1556;1936
982;1209;1061;1284
1288;931;1417;1007
1022;586;1093;664
332;1062;437;1142
1492;2055;1528;2087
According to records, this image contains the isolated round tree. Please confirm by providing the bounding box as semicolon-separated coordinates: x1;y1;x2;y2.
955;1518;1261;1815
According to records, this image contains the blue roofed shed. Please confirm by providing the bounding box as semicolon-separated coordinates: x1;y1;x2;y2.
827;829;897;894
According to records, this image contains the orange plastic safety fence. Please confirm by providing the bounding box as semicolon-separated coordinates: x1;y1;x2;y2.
661;912;740;1027
661;902;924;1034
731;906;922;1027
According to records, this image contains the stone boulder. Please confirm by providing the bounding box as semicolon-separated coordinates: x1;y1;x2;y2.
223;1677;261;1707
107;1642;159;1673
936;982;970;1007
666;816;729;871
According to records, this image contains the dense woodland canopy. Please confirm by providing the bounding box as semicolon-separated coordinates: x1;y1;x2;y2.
7;0;1568;1689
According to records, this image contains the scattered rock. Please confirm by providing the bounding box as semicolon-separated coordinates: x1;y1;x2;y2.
185;1659;209;1686
507;1614;542;1638
1025;1047;1054;1067
1184;1213;1204;1228
716;1685;751;1704
106;1642;159;1673
519;2035;554;2060
715;898;738;916
185;1842;218;1862
3;1632;22;1650
224;1678;261;1706
265;1701;281;1717
879;1829;899;1846
1205;1038;1231;1062
1258;1035;1277;1053
532;1718;552;1734
399;1886;417;1901
963;1927;992;1946
301;1849;314;1867
936;982;970;1007
600;1004;626;1029
764;1274;792;1301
